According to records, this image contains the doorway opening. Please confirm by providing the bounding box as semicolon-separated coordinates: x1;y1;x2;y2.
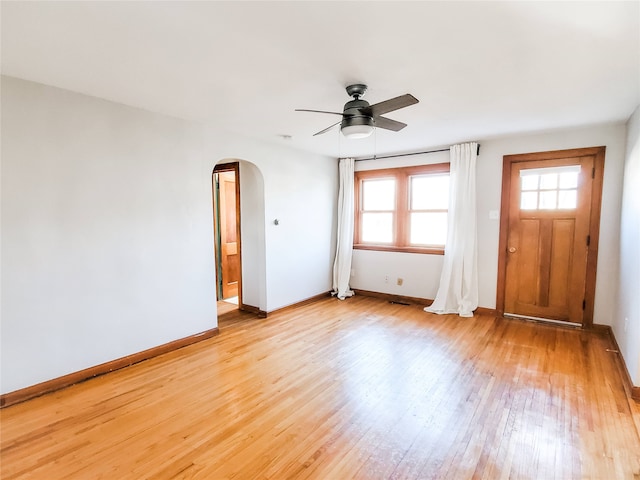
496;147;605;327
213;162;242;316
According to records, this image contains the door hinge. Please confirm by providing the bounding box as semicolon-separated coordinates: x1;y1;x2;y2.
592;167;595;179
582;299;586;310
586;235;591;246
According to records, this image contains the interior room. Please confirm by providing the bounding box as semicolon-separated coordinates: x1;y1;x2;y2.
1;1;639;478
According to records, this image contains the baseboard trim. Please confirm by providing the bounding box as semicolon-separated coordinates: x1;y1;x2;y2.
474;306;499;316
589;323;611;334
353;290;498;316
0;327;219;409
240;304;267;318
597;324;640;402
267;291;333;316
354;289;432;307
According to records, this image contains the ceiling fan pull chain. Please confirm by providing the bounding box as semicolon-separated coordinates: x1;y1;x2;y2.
374;125;377;160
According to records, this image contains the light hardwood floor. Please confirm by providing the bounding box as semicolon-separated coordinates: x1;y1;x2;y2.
2;296;639;479
216;299;239;317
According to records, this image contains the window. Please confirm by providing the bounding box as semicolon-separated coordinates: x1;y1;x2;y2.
354;163;450;254
520;165;580;210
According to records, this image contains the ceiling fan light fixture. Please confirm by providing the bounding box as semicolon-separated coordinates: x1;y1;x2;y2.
341;116;374;139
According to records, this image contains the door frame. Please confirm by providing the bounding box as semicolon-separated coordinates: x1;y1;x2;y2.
212;162;242;308
496;146;605;328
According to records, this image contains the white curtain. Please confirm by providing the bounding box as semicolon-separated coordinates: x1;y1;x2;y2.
332;157;355;300
425;142;478;317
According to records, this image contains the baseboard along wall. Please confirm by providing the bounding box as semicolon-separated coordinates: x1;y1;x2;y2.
597;324;640;402
353;289;498;316
3;291;637;408
0;327;219;409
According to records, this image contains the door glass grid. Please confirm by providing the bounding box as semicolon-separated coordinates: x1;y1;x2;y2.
520;165;580;210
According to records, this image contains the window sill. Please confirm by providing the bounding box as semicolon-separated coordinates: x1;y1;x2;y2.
353;244;445;255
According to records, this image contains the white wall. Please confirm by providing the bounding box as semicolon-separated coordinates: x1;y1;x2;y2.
616;105;640;385
1;77;338;395
237;160;267;310
350;123;628;327
1;76;216;394
4;73;629;394
203;128;337;312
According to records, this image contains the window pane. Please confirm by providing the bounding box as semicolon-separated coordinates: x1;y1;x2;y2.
539;190;557;209
559;171;579;189
363;179;395;211
540;173;558;190
521;175;539;191
411;175;449;210
521;191;538;210
362;212;393;243
558;190;577;209
410;212;448;246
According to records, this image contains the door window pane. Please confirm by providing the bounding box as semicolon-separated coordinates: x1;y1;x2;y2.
521;175;539;191
520;165;580;211
539;173;558;190
539;191;558;209
559;171;579;189
362;212;393;243
558;190;577;209
521;191;538;210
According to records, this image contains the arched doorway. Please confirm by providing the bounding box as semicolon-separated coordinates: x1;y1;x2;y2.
212;159;267;320
213;162;241;315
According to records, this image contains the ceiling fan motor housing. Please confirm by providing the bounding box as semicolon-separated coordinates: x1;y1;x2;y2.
341;113;374;129
296;83;417;137
342;98;373;128
341;96;374;138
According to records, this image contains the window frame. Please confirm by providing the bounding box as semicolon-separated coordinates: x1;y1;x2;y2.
354;163;450;255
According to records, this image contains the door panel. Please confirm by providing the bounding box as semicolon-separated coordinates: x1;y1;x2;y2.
508;218;540;307
548;219;574;308
503;156;593;324
219;171;239;299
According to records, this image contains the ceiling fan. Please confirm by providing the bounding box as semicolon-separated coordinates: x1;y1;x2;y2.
296;84;419;139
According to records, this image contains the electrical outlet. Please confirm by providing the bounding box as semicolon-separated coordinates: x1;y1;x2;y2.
384;275;389;284
397;278;403;286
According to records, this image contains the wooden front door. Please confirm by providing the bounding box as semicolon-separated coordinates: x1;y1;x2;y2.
498;147;605;326
213;164;241;301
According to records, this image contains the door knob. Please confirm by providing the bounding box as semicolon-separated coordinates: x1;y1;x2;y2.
508;247;517;253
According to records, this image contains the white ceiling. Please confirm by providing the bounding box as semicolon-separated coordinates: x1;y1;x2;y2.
2;1;639;159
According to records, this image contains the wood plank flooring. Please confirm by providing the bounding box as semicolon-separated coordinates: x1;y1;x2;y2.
216;299;239;317
2;296;639;479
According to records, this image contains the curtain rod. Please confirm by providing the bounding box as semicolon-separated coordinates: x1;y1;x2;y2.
351;143;480;162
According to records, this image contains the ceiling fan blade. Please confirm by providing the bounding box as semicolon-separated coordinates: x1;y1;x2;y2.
296;109;344;116
374;116;407;132
366;94;419;116
313;121;341;136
